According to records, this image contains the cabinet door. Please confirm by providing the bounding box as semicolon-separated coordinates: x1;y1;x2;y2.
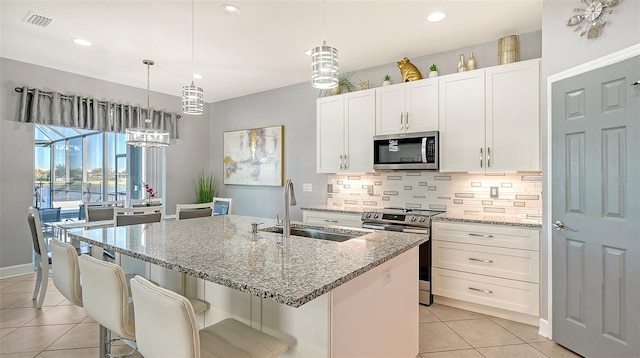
375;83;406;135
485;59;540;172
405;78;438;133
438;71;485;172
344;89;375;173
317;96;345;173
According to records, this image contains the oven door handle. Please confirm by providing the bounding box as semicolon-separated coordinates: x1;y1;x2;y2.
403;227;430;235
421;137;427;163
362;223;387;230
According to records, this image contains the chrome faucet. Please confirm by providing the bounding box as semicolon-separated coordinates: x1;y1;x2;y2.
284;179;297;238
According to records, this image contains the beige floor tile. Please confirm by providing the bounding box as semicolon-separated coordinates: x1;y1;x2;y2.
0;281;43;294
490;317;549;343
0;274;36;283
23;305;87;326
2;292;67;309
0;324;75;354
419;305;440;323
0;281;20;291
446;318;524;348
0;294;30;309
36;348;99;358
110;344;142;357
81;316;96;324
478;344;548;358
46;323;99;350
530;341;584;358
427;303;486;321
0;308;49;328
0;352;39;358
419;322;472;353
420;349;484;358
0;328;16;340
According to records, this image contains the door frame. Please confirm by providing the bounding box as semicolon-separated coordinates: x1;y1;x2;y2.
544;43;640;339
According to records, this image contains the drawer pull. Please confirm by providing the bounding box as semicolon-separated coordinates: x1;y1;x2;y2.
469;233;493;238
468;257;493;264
468;287;493;294
324;219;339;223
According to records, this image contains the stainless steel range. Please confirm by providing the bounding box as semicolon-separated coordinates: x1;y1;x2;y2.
361;207;444;305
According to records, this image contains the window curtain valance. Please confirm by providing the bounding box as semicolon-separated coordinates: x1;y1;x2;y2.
15;87;180;139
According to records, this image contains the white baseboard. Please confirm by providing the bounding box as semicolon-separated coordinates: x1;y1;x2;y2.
0;263;34;279
538;318;550;339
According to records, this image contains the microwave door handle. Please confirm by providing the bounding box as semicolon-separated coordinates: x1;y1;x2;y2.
422;137;427;163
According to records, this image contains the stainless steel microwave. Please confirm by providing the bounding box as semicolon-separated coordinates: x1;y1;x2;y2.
373;131;439;170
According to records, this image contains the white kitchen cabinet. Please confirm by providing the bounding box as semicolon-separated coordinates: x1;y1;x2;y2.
375;78;438;135
438;59;540;172
302;210;363;228
432;221;540;325
316;89;375;173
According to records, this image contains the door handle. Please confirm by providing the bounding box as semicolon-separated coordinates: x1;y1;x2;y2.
553;220;568;231
400;113;404;130
480;148;483;168
339;155;344;170
487;147;491;167
406;112;409;129
343;154;348;169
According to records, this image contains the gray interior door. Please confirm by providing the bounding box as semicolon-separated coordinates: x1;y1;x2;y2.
552;55;639;357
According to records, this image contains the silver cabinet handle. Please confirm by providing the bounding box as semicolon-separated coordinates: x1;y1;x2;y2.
469;233;493;238
553;220;568;231
487;147;491;167
400;112;404;130
406;112;409;129
480;148;483;168
343;154;348;169
324;219;339;223
468;257;494;263
468;287;493;294
339;154;344;170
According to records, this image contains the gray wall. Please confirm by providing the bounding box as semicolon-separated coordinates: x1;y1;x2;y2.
539;0;640;323
0;58;209;270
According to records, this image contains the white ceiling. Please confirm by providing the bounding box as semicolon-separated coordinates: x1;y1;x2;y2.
0;1;542;103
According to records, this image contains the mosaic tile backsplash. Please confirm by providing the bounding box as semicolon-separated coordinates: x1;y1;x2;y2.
327;172;542;218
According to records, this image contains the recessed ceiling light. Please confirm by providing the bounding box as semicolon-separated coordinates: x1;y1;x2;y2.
426;11;446;23
192;73;203;79
72;38;92;46
220;4;241;15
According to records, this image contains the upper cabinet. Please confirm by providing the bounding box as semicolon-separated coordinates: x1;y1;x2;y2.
375;78;438;135
439;59;540;172
317;89;375;173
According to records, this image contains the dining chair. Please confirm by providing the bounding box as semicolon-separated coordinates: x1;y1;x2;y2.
38;207;61;239
114;206;162;227
49;239;83;307
213;197;233;215
78;255;136;357
176;202;213;220
130;275;288;358
85;200;124;222
27;207;50;308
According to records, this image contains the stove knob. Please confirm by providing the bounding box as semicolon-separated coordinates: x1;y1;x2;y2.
410;216;417;222
365;213;372;218
419;217;426;223
374;214;380;219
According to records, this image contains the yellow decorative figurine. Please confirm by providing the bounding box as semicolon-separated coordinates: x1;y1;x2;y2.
397;57;422;82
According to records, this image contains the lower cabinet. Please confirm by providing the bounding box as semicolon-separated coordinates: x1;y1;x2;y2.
302;210;363;228
432;221;540;325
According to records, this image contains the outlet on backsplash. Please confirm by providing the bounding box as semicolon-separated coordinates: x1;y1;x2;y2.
326;172;542;217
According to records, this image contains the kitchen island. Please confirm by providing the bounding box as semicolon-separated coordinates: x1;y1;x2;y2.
69;214;426;357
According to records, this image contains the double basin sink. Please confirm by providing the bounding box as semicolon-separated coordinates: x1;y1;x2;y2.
259;224;363;243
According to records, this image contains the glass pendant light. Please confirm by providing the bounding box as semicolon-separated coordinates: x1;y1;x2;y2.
126;60;170;147
310;1;339;89
182;0;204;114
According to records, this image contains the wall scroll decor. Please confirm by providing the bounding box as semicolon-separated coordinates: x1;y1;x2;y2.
565;0;619;39
223;125;283;186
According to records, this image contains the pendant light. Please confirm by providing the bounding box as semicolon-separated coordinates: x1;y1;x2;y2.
126;60;170;147
182;0;204;115
310;1;339;89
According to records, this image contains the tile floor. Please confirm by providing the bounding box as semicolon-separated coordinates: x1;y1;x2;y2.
1;273;582;357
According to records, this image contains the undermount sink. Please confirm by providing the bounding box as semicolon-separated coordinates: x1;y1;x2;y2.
260;225;360;242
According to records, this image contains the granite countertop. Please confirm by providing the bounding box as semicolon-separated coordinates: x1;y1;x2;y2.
68;215;427;308
432;212;542;229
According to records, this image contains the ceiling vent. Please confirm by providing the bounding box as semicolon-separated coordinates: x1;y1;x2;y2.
21;11;54;27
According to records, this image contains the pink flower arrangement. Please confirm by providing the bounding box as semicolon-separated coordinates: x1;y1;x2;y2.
142;182;156;198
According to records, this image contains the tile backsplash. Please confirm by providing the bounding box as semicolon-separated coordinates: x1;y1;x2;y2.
327;172;542;218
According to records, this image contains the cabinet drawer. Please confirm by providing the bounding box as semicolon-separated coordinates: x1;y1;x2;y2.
302;211;362;228
432;221;539;251
432;268;539;316
433;241;539;283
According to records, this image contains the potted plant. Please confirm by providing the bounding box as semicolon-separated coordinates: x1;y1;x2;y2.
195;171;216;204
320;73;357;97
383;75;392;86
428;64;439;78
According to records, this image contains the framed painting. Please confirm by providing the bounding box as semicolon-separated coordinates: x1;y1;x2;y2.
223;125;284;186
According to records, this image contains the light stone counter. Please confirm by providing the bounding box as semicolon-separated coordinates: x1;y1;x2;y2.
68;214;427;308
432;211;542;229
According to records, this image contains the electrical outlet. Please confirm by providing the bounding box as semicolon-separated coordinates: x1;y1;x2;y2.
490;186;499;198
367;185;374;196
381;268;392;286
327;184;333;193
303;183;312;192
